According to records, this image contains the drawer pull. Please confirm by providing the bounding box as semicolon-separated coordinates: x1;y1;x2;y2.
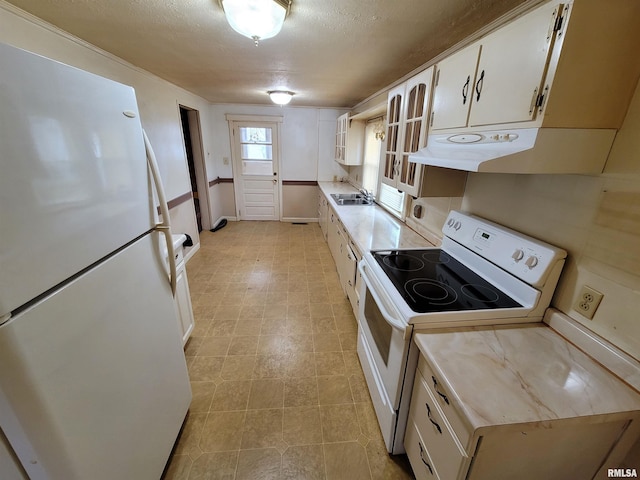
425;402;442;434
432;375;450;405
418;442;434;476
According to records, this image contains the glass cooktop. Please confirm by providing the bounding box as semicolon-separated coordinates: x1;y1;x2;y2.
372;249;521;314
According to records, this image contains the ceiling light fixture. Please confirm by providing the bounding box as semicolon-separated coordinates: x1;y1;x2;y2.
220;0;291;46
268;90;294;105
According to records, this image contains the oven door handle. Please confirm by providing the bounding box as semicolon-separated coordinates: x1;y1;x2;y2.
359;262;407;333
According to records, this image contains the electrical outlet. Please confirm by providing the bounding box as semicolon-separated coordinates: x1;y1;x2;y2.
573;285;603;320
223;156;229;165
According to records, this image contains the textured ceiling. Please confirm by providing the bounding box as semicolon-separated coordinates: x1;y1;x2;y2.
5;0;526;107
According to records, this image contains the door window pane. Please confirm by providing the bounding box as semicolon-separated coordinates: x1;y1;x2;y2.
239;127;272;144
241;144;273;161
239;126;274;175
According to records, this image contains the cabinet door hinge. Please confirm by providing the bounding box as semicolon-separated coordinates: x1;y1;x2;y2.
434;68;440;87
535;85;550;113
547;4;567;40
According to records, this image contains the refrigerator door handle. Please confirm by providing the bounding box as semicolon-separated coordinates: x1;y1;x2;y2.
143;129;177;297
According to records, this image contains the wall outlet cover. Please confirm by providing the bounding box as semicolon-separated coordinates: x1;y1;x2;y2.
573;285;604;320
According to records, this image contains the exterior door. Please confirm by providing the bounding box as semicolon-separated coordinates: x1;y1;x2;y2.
231;121;280;220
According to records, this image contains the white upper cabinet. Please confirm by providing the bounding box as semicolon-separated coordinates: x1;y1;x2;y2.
469;1;561;127
383;67;467;197
335;112;365;165
397;69;434;196
429;0;640;135
334;113;347;163
430;44;481;131
381;83;405;187
431;1;561;131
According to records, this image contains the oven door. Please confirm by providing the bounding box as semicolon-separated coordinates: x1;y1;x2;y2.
357;260;411;452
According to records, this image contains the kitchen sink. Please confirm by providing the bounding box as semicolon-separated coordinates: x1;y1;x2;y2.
336;198;373;205
331;193;362;200
330;193;373;205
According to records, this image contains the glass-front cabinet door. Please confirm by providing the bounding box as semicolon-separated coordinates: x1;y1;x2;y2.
381;67;435;197
397;67;434;197
381;84;404;187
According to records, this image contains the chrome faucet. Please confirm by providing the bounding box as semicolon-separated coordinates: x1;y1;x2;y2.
359;188;373;202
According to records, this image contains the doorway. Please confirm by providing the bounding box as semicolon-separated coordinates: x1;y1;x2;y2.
179;106;210;231
229;119;281;221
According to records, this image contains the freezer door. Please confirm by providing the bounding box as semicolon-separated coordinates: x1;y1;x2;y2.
0;233;191;480
0;42;156;315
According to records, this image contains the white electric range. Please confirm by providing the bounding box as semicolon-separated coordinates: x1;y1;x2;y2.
356;210;567;454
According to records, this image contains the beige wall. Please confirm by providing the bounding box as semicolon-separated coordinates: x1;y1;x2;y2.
0;1;216;249
407;78;640;362
208;182;236;226
281;185;319;221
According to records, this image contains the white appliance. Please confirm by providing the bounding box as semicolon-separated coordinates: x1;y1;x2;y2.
0;43;191;479
408;127;616;174
357;210;566;454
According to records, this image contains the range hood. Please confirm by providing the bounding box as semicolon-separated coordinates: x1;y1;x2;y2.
409;127;617;174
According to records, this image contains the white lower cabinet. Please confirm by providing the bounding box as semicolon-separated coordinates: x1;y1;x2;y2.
406;370;470;480
406;351;640;480
327;207;341;264
344;239;361;318
318;190;329;240
325;202;360;314
173;244;194;347
405;421;438;480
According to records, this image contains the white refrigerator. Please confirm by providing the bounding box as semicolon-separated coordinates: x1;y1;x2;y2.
0;42;192;479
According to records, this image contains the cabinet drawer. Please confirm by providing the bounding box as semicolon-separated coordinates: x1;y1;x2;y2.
410;372;468;480
418;355;471;451
405;421;440;480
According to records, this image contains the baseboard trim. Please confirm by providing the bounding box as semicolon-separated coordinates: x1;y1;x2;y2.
212;216;237;226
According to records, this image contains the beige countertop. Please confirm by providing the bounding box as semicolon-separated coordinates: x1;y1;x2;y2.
414;324;640;432
318;182;432;254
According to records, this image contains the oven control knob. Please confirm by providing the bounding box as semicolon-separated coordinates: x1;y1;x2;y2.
525;255;539;269
453;221;462;230
447;218;455;228
512;249;525;262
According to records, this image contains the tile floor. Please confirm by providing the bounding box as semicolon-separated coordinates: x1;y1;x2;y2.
162;221;414;480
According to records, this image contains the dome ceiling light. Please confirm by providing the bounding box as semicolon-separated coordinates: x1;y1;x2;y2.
220;0;291;46
268;90;294;105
